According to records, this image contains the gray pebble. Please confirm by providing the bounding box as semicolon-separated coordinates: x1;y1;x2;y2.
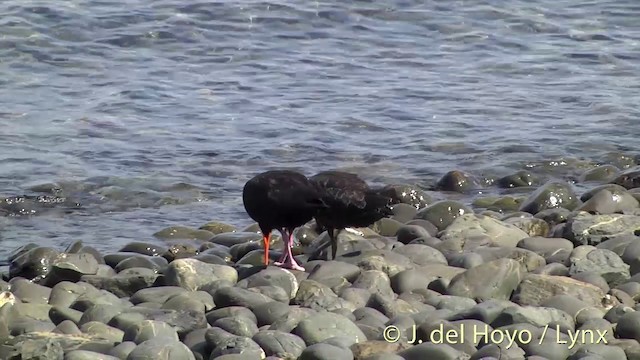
127;337;195;360
213;316;259;337
252;330;306;358
251;301;291;327
299;343;354;360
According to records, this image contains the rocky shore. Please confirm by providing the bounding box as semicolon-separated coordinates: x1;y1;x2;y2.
3;165;640;360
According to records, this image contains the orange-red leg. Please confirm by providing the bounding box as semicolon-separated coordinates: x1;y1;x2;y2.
263;233;271;266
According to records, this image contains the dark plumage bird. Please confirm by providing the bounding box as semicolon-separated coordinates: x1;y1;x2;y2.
309;170;395;260
242;170;326;271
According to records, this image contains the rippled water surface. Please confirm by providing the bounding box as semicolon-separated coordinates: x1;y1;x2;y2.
1;0;639;257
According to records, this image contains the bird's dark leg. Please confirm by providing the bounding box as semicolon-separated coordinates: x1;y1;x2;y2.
327;228;337;260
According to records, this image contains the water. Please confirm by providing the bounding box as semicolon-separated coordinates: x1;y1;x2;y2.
1;0;639;257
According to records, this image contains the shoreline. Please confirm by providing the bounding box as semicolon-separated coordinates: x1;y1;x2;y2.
0;165;639;359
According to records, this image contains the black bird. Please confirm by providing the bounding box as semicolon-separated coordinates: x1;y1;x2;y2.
242;170;326;271
309;170;395;260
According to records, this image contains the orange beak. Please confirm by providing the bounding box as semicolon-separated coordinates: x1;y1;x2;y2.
263;233;271;266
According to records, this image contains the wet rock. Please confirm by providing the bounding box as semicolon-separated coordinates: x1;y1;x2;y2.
439;214;529;248
80;270;160;298
209;232;263;247
237;266;298;299
294;312;367;345
447;258;524;301
206;306;257;326
497;170;537;188
580;165;621;183
164;259;237;291
252;330;306;358
9;246;61;281
130;286;188;305
520;181;580;214
162;291;214;313
127;337;196;360
435;170;481;193
114;255;168;273
395;225;436;245
569;248;630;287
611;166;640;189
392;244;446;266
153;225;214;241
515;274;608;308
199;221;237;234
371;218;404;237
576;189;639;214
414;200;473;231
564;212;640;246
517;236;573;264
43;253;100;286
503;217;550;237
390;203;419;223
118;242;168;257
534;208;572;226
380;184;431;209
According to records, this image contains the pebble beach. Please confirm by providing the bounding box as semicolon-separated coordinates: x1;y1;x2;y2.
3;163;640;359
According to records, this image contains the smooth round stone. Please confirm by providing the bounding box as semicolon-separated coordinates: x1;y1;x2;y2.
531;263;569;276
567;344;626;360
52;320;82;335
79;304;126;326
307;261;361;282
250;302;290;327
50;306;83;325
575;307;606;326
9;246;60;280
213;287;274;309
114;256;168;273
127;337;195;360
390;203;419;223
118;242;168;256
161;292;213;313
293;312;366;345
577;318;614;341
164;259;238;291
206;306;257;326
252;330;306;358
209;232;262;247
199;221;237;234
108;341;137;359
213;317;259;337
209;336;266;358
404;219;439;235
80;321;125;343
570;272;610;293
448;252;485;269
616;281;640;300
49;280;98;307
64;350;120;360
123;320;179;344
10;278;51;304
540;295;591;319
397;342;467;360
604;305;634;323
450;299;518;325
392;244;447;266
299;343;354;360
130;286;188;305
470;343;525;360
414;201;473;231
615;311;640;341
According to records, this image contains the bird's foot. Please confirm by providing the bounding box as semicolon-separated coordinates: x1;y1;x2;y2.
280;261;305;271
344;227;364;237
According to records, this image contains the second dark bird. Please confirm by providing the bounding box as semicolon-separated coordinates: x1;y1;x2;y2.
309;170;396;260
